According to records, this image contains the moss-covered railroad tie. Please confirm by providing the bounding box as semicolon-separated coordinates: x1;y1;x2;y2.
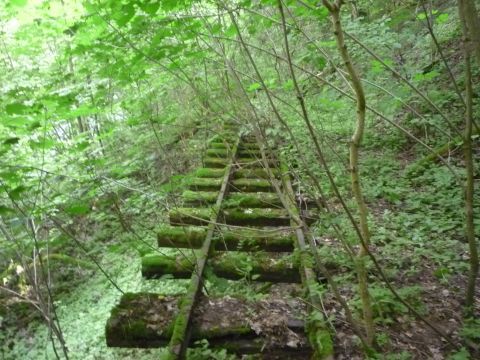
106;125;334;359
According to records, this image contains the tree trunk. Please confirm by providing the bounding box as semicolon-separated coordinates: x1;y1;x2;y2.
323;0;375;346
461;0;480;66
458;0;479;315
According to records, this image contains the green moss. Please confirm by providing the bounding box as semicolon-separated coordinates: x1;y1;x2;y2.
204;157;229;168
157;224;206;238
155;226;294;251
233;168;280;179
157;226;207;248
206;148;230;157
195;168;225;178
223;208;290;226
125;320;151;339
236;157;279;168
223;192;281;208
238;142;259;149
167;280;199;356
187;177;223;191
230;178;274;192
182;190;218;205
209;142;228;149
142;252;300;282
169;207;215;226
210;252;300;282
191;325;251;339
209;135;226;144
142;254;195;278
238;149;262;157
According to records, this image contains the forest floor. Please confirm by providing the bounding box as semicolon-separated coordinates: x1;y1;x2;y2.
2;136;479;360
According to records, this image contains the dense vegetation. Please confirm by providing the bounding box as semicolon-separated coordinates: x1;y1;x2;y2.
1;0;479;358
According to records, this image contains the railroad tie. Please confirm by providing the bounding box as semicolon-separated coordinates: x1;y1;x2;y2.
106;123;334;359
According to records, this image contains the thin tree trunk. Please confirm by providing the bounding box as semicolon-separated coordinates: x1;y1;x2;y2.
458;0;479;315
322;0;375;346
461;0;480;66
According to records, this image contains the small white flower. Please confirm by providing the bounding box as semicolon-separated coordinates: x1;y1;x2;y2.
16;265;24;275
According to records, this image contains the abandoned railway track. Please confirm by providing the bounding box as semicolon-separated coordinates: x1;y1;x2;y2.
105;123;334;359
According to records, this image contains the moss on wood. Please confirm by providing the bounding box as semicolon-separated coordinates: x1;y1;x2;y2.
209;142;228;149
238;149;262;157
233;168;280;179
182;190;218;205
204;157;229;168
209;135;228;144
141;252;300;282
106;293;311;354
157;225;207;248
223;192;281;208
206;148;229;157
157;226;294;251
238;142;259;150
236;157;279;168
169;207;215;226
186;178;222;191
230;178;275;192
223;208;291;226
106;292;178;348
194;168;225;178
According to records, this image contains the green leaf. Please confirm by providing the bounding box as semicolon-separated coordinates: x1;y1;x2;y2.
3;137;20;145
29;138;56;150
29;121;42;130
0;171;19;182
313;6;328;19
210;23;222;34
76;141;90;151
436;13;449;24
370;60;384;74
65;203;90;215
142;1;160;15
247;83;261;92
283;79;294;91
416;13;426;20
448;348;470;360
317;56;326;70
2;117;31;128
9;0;27;7
161;0;181;11
0;205;15;215
115;4;135;27
225;24;237;37
6;102;28;115
10;185;28;200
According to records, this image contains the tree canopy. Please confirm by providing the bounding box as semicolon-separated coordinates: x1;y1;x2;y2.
0;0;479;359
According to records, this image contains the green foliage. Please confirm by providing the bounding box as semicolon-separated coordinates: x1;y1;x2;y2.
1;0;478;358
359;285;424;325
187;340;235;360
448;348;471;360
460;318;480;343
